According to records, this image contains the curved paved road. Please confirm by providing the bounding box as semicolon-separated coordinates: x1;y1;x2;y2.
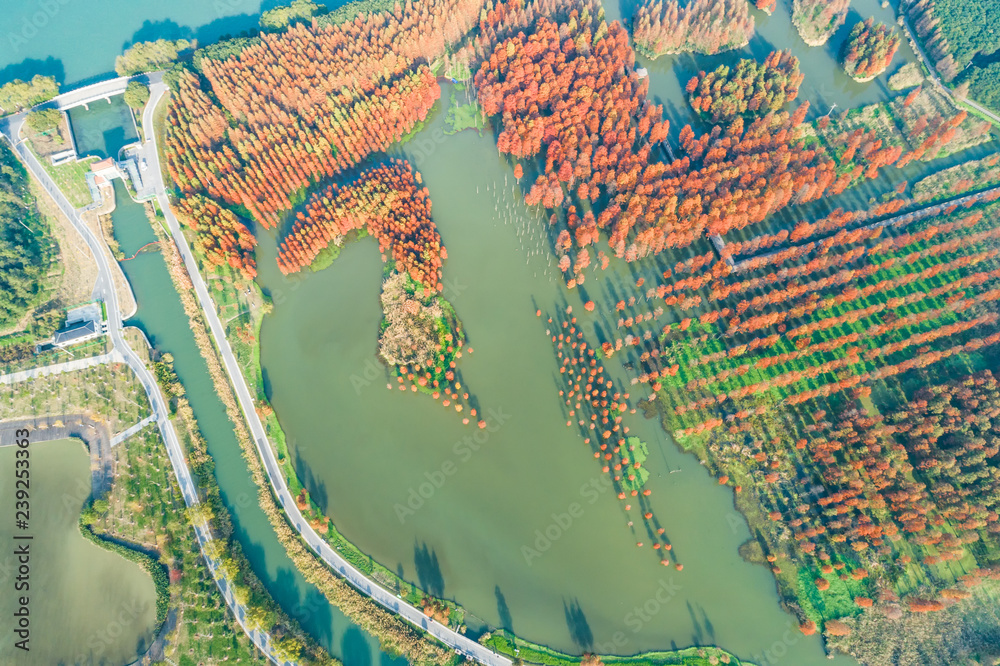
142;83;512;666
43;75;135;111
1;105;293;666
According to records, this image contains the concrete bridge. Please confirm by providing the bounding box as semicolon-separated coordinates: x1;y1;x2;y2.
42;73;161;111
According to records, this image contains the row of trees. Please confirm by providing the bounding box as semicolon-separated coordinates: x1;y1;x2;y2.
164;0;484;230
277;160;445;292
174;194;257;279
686;50;803;122
722;198;903;269
164;64;439;229
632;0;754;57
639;339;1000;643
623;197;1000;438
476;3;849;284
841;18;900;81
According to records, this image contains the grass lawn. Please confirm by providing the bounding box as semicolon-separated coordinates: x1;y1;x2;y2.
28;145;95;208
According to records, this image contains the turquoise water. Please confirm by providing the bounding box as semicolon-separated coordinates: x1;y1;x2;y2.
0;0;271;87
106;181;400;666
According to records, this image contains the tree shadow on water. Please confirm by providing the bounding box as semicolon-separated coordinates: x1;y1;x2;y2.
125;19;191;47
495;585;514;632
193;14;266;46
414;541;445;597
380;649;410;666
293;450;330;514
563;599;593;651
125;14;266;53
685;600;715;646
702;607;715;642
272;566;334;649
342;627;373;666
0;57;65;86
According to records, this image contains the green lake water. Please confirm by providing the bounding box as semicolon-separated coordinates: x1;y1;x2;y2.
609;0;1000;247
67;95;139;160
107;181;400;666
0;438;158;665
250;4;985;664
256;103;853;665
5;0;994;662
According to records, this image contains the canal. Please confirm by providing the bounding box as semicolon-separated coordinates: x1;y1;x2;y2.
107;180;400;666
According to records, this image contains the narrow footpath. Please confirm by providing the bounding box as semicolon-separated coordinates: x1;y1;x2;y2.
0;350;123;384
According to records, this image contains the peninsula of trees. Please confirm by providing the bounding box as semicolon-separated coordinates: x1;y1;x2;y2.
632;0;754;57
792;0;850;46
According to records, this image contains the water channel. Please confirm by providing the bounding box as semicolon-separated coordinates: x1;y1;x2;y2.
107;180;400;666
67;95;139;160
